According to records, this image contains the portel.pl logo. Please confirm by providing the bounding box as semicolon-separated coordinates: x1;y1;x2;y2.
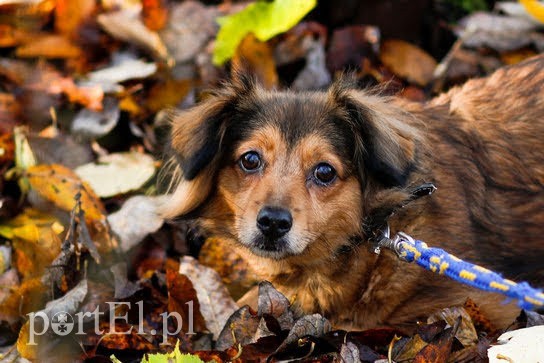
27;301;195;345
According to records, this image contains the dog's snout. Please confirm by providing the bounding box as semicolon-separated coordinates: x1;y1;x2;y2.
257;206;293;238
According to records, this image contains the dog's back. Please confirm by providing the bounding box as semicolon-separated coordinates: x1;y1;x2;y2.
400;56;544;283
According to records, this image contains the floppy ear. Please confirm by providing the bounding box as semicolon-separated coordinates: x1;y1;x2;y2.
160;73;257;219
329;79;420;188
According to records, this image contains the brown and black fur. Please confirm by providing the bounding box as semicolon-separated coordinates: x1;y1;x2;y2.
162;55;544;331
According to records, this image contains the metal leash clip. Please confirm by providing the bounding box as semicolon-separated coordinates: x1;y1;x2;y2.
373;223;415;262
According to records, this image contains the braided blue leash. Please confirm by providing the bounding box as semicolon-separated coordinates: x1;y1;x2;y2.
377;231;544;310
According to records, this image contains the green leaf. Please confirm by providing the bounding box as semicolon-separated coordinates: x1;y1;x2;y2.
213;0;317;65
110;341;206;363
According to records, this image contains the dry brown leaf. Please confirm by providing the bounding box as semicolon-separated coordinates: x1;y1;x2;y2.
22;62;103;111
97;9;171;64
326;25;380;73
427;306;478;347
160;1;219;63
0;0;55;31
166;268;207;334
16;34;82;58
179;256;238;340
233;33;278;90
198;237;255;300
380;39;437;86
257;281;293;331
26;164;106;223
216;305;261;351
146;78;192;112
0;93;21;133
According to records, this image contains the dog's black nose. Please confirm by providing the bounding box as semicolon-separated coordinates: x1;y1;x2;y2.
256;206;292;238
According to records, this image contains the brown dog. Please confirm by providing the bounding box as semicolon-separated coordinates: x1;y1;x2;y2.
162;55;544;331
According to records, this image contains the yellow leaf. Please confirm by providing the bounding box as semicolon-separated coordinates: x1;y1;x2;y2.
520;0;544;23
17;322;37;360
26;164;106;223
1;278;47;324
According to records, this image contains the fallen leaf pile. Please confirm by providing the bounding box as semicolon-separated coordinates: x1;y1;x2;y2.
1;0;544;362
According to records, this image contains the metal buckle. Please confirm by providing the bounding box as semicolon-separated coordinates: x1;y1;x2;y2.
373;223;415;262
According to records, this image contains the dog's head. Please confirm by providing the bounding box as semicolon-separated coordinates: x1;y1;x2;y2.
162;74;419;264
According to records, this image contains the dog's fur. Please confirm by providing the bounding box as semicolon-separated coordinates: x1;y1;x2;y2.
162;55;544;331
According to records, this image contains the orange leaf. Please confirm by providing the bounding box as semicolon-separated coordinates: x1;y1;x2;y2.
146;78;192;113
142;0;168;31
16;34;82;58
0;93;21;133
199;237;256;300
232;33;278;90
0;132;15;165
380;39;437;87
54;0;96;39
0;278;47;324
26;164;106;223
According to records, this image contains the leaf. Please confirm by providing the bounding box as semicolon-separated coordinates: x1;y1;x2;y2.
456;12;539;52
74;151;156;198
198;237;256;299
380;39;437;86
213;0;317;65
326;25;380;73
0;277;47;324
108;195;166;252
520;0;544;24
216;305;261;350
0;93;21;133
232;34;278;90
179;256;238;340
54;0;96;38
16;34;82;58
276;313;331;352
97;9;171;64
146;78;192;113
257;281;293;331
85;53;157;91
488;325;544;362
26;164;106;223
0;208;64;279
70;97;119;139
142;0;168;31
138;341;205;363
166;268;207;335
427;306;478;347
161;1;219;63
14;126;36;171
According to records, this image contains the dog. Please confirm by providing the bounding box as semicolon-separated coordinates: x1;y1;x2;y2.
162;55;544;331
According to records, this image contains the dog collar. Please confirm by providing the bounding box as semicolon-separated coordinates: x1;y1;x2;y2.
366;182;437;252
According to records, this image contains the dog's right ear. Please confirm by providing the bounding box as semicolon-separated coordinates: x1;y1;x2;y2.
160;73;257;219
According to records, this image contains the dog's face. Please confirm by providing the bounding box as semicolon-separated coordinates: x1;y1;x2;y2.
163;75;419;265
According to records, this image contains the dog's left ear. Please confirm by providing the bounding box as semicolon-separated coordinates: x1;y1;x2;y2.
330;79;419;188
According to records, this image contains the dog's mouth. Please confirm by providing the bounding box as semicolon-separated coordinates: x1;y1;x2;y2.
247;234;294;259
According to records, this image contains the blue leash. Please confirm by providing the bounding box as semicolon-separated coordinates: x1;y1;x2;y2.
376;229;544;310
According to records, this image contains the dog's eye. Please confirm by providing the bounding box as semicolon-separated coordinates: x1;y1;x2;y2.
239;151;262;172
313;163;337;185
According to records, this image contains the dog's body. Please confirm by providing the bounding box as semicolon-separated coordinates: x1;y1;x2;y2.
163;55;544;331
